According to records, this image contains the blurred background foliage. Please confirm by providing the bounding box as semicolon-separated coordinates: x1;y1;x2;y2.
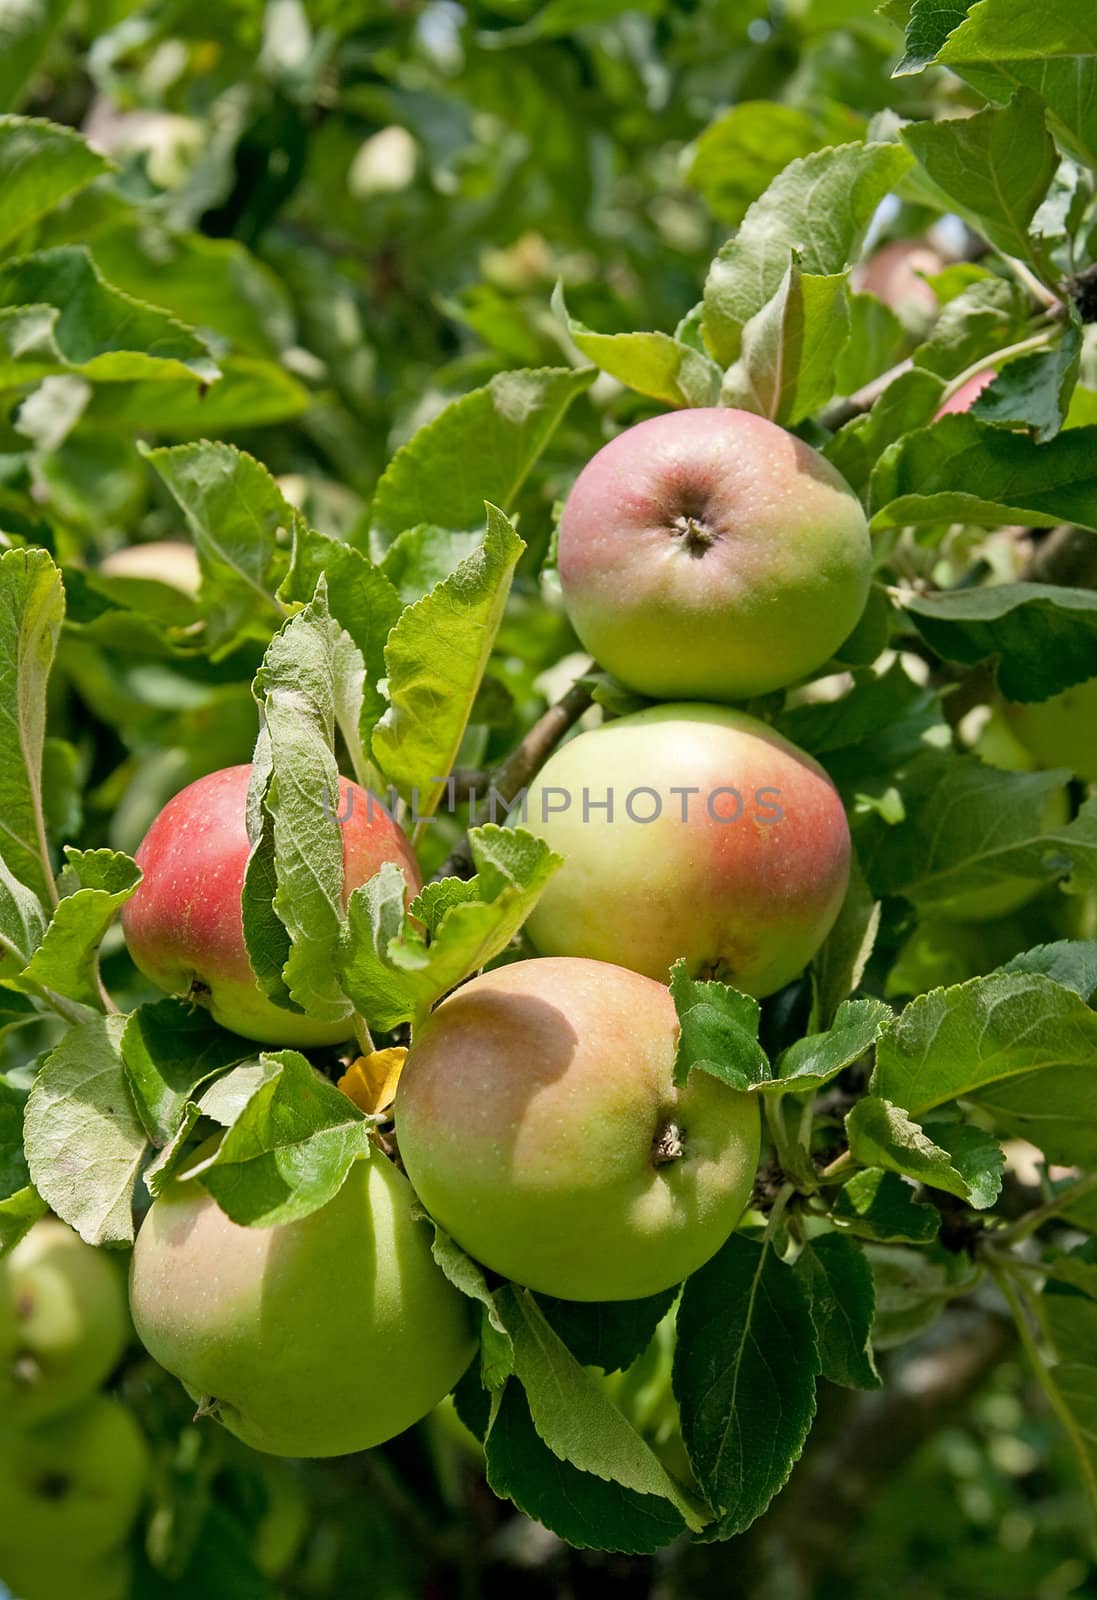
1;0;1092;1595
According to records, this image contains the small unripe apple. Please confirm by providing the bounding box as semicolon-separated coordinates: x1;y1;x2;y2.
935;369;995;418
520;703;850;997
852;239;944;323
396;956;760;1302
0;1218;130;1427
0;1396;148;1573
0;1548;133;1600
130;1152;475;1457
1005;678;1097;784
121;764;421;1044
99;539;201;597
556;407;872;702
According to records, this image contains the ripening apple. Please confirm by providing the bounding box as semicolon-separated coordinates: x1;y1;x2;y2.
0;1396;148;1575
129;1150;475;1457
0;1219;130;1427
1005;678;1097;784
121;763;421;1045
99;539;201;597
555;407;872;703
519;703;850;998
395;957;761;1302
0;1545;133;1600
852;239;944;325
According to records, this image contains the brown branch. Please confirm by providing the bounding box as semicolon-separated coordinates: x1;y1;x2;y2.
1020;524;1097;590
432;672;595;881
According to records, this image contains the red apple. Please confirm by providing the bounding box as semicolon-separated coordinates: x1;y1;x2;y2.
395;957;760;1302
522;703;851;998
122;764;420;1044
556;407;872;702
852;239;944;322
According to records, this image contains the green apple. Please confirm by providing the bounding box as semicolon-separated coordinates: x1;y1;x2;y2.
556;407;871;702
395;956;760;1302
0;1397;148;1574
121;763;421;1045
129;1151;475;1458
1005;677;1097;784
521;703;850;998
0;1547;133;1600
99;539;200;596
0;1219;130;1427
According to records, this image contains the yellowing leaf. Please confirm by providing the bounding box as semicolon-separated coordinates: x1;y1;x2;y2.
339;1048;407;1116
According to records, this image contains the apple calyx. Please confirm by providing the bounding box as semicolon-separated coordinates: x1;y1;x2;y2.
651;1121;686;1167
669;512;717;556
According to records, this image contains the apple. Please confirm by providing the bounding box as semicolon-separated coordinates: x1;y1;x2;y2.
0;1219;130;1427
520;703;850;998
935;369;995;418
555;407;871;703
129;1150;475;1458
121;763;421;1045
99;539;201;597
395;956;761;1302
1005;678;1097;784
0;1397;148;1574
0;1546;133;1600
852;239;944;324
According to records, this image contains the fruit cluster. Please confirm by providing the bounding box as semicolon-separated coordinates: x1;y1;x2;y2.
0;1222;145;1600
124;407;876;1458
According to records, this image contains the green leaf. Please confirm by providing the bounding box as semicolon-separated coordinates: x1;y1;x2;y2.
721;258;851;426
554;288;719;408
0;247;218;387
84;355;308;435
245;586;358;1028
280;528;402;772
372;505;524;814
0;118;109;250
857;751;1084;913
192;1052;373;1228
870;417;1097;533
0;854;46;980
686;100;865;226
831;1168;940;1242
702;141;914;365
761;998;892;1096
0;547;63;908
369;367;594;552
493;1285;706;1530
900;582;1097;701
0;0;75;113
795;1234;880;1390
674;1233;820;1536
1003;940;1097;1001
1040;1364;1097;1522
894;0;976;75
9;846;139;1009
340;826;560;1033
380;527;488;606
846;1097;1002;1207
810;857;882;1030
970;315;1082;442
0;1184;45;1255
484;1380;687;1554
937;1;1097;172
874;970;1097;1125
535;1290;679;1375
23;1013;147;1244
121;999;257;1147
825;367;946;492
669;962;768;1093
141;441;294;653
902;91;1058;270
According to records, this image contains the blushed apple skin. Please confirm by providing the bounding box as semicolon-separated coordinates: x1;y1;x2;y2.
556;408;872;702
396;957;761;1302
129;1154;475;1458
0;1396;148;1571
121;763;421;1045
521;704;851;998
1005;678;1097;784
853;239;944;322
0;1218;130;1427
